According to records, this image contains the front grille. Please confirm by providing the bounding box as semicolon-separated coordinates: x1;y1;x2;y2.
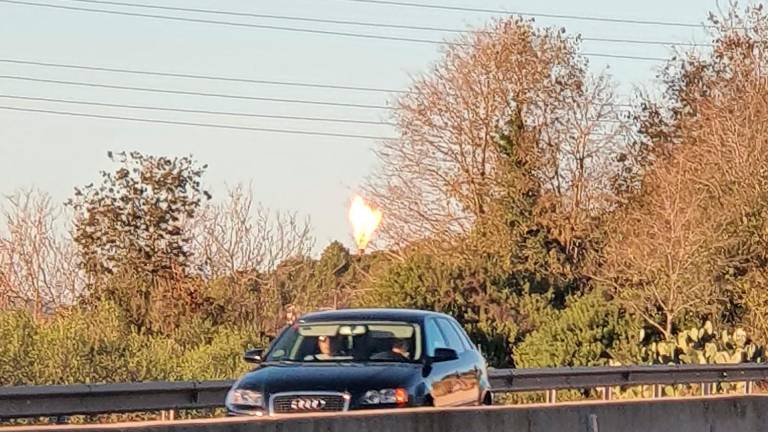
271;393;349;414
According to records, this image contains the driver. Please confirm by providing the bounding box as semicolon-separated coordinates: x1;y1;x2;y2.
315;335;339;360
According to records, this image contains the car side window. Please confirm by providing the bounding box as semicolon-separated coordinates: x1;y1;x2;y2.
436;318;465;353
425;319;448;356
448;319;475;351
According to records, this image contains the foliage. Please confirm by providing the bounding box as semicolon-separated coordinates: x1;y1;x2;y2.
0;303;264;386
633;322;764;365
359;251;555;367
9;5;768;390
367;16;623;256
68;151;209;282
513;290;641;368
598;5;768;338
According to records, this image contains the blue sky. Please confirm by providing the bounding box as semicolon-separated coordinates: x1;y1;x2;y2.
0;0;722;251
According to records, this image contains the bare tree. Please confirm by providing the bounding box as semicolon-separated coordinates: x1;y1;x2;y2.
598;161;732;339
599;3;768;338
0;189;82;317
367;17;625;255
190;183;314;281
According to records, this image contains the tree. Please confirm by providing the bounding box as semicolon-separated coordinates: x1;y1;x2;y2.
367;16;625;256
272;242;381;318
360;251;555;367
0;189;81;317
69;151;209;283
190;183;314;282
67;152;210;331
599;4;768;339
598;162;732;339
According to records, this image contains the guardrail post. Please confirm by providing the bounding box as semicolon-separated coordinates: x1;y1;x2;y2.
746;381;754;395
545;389;557;404
652;384;662;399
702;382;712;396
602;386;612;401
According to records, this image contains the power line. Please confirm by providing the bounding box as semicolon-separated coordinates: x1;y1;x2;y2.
0;1;668;61
0;105;397;140
3;94;631;127
0;0;463;46
344;0;708;29
583;37;708;48
0;58;407;94
582;52;665;61
0;94;396;126
62;0;710;47
0;75;394;110
1;104;624;139
67;0;471;32
0;73;636;111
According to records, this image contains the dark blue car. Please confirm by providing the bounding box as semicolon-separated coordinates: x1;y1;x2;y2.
225;308;492;416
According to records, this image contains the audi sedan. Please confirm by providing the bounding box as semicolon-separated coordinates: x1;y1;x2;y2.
225;308;492;416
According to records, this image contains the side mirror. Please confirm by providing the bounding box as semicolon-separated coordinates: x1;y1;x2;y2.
431;348;459;363
244;348;265;364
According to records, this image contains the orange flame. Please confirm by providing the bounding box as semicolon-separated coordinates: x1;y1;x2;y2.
348;195;382;252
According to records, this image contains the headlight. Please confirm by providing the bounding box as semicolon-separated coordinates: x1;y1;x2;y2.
361;388;408;405
226;388;264;408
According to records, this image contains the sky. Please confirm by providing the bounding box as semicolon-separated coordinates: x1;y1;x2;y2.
0;0;725;252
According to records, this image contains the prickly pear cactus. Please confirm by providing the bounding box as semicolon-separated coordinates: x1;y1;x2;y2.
607;322;764;399
639;322;763;365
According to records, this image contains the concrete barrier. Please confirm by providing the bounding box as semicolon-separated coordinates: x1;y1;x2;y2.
4;395;767;432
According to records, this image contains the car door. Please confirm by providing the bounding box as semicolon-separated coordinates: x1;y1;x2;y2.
435;318;480;406
423;318;461;407
447;318;486;404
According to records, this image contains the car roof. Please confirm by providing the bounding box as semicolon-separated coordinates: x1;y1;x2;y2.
298;308;452;324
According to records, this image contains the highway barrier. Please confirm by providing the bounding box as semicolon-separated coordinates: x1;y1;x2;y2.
1;364;767;419
2;395;768;432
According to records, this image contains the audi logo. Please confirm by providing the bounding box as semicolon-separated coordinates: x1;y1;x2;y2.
290;398;327;410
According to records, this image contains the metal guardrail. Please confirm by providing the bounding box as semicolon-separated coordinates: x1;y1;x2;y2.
1;364;767;419
0;381;231;419
489;364;768;402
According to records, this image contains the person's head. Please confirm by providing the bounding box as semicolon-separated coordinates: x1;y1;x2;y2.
392;339;410;356
318;335;334;355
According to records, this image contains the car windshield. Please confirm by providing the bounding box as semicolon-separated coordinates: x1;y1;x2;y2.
265;321;422;363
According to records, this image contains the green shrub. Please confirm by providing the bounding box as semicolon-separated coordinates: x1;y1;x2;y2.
0;303;267;387
513;289;640;368
0;310;37;385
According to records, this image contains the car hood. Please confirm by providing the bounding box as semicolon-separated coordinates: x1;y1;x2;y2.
236;362;422;395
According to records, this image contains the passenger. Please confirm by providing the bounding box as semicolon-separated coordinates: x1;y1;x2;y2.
370;339;411;361
391;339;411;360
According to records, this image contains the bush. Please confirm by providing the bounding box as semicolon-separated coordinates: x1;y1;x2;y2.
513;289;640;368
28;303;130;384
0;303;265;387
0;310;37;385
